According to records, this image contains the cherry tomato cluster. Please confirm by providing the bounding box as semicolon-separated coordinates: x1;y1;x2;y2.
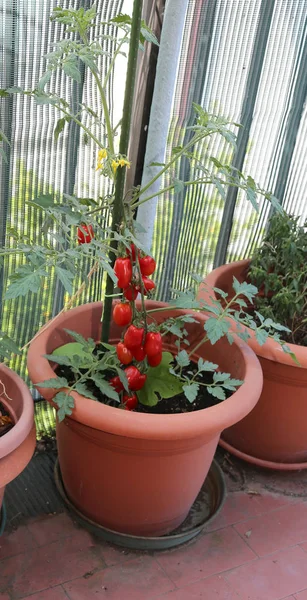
113;245;156;298
110;244;163;411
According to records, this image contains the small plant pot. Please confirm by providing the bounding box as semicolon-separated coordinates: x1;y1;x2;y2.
0;364;36;519
201;260;307;470
27;300;262;536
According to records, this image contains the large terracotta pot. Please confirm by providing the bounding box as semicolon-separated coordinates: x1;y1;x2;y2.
201;259;307;470
0;364;36;513
27;301;262;536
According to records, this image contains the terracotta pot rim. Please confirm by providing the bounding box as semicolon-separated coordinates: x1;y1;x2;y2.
0;364;35;460
27;301;263;441
203;259;307;368
219;437;307;471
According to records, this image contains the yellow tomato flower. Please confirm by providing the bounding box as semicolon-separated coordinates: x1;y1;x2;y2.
118;158;131;168
111;159;119;173
96;148;108;170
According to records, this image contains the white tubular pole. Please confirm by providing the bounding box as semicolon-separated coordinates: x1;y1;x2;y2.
136;0;189;248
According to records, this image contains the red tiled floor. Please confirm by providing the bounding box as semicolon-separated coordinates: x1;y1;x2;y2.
1;529;106;598
223;545;307;600
150;574;240;598
155;526;256;588
27;512;79;546
22;586;69;599
63;555;174;600
234;501;307;556
0;523;37;560
2;485;307;600
205;491;298;532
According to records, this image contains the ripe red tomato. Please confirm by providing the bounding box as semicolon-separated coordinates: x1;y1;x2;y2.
124;325;144;349
124;365;147;391
113;302;132;327
116;342;133;365
77;223;94;244
123;285;138;301
123;393;138;410
126;243;138;261
144;332;162;357
141;276;156;294
109;375;124;393
139;255;156;276
114;257;132;288
147;352;162;367
132;345;146;361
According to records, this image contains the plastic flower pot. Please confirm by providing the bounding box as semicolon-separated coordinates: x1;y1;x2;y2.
27;300;262;536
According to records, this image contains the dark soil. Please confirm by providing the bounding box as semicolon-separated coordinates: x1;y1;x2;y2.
0;400;14;438
55;361;230;415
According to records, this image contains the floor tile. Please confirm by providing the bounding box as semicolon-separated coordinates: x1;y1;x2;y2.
22;586;69;599
99;542;139;567
0;551;25;593
27;512;78;546
0;593;11;600
234;502;307;556
0;524;37;560
224;545;307;600
150;574;240;598
156;526;256;588
294;590;307;599
206;492;298;532
64;555;174;600
2;529;106;598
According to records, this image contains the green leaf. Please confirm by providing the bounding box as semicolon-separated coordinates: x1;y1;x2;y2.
74;382;98;400
197;358;219;372
245;186;258;211
28;194;55;209
176;350;190;368
55;266;74;295
232;277;258;301
208;386;226;400
5;269;45;299
204;317;230;344
44;353;73;366
183;382;199;403
35;377;68;389
140;21;159;46
213;371;230;383
91;374;120;402
53;391;75;422
0;334;21;358
0;147;8;163
110;13;132;25
38;70;52;91
63;57;81;82
255;329;269;346
54;117;66;141
137;352;183;406
50;342;93;368
173;179;184;194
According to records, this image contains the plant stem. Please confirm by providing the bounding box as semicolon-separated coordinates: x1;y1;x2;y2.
101;0;143;343
93;72;115;154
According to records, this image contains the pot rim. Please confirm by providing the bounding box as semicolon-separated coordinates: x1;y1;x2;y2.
0;364;34;460
202;259;307;368
27;301;262;441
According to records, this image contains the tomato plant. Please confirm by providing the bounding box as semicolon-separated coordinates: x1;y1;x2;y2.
110;375;124;393
141;276;156;294
132;345;146;361
123;285;138;301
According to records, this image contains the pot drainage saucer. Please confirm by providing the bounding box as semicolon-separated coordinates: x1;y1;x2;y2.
54;459;226;550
